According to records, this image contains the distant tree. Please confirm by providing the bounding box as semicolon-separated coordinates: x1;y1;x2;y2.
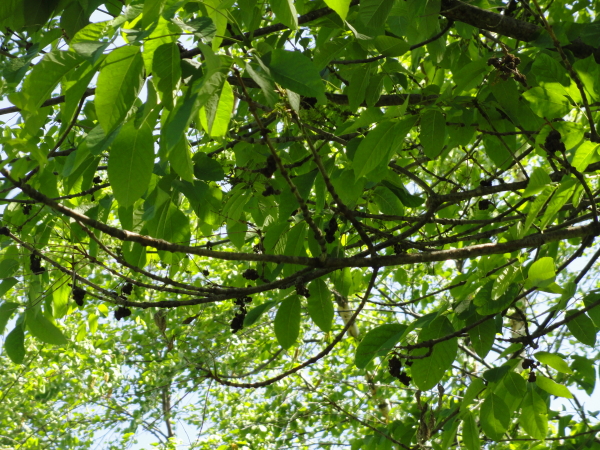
1;0;600;448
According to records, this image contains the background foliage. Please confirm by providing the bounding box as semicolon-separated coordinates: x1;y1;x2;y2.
1;0;600;448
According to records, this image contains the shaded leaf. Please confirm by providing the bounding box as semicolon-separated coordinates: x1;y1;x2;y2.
355;324;407;369
95;46;144;134
307;279;334;333
274;295;301;349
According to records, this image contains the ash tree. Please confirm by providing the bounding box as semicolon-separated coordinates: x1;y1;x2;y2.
1;0;600;448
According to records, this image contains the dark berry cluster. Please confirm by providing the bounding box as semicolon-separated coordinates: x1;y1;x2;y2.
388;356;412;386
231;297;252;333
324;217;338;243
478;199;492;210
544;130;566;155
122;282;133;296
522;358;539;382
93;176;102;184
0;226;10;236
242;268;260;281
73;286;85;307
114;306;132;320
29;253;45;275
487;53;526;85
480;179;493;187
393;243;407;255
22;204;32;215
261;185;281;197
259;155;277;178
202;269;210;276
295;284;310;298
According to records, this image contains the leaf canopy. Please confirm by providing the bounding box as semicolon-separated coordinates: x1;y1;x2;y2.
1;0;600;448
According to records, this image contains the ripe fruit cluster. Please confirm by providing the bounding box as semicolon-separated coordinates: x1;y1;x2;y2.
72;286;86;306
231;297;252;333
261;185;281;197
259;155;277;178
544;130;566;155
478;199;492;210
29;253;45;275
122;282;133;296
242;269;260;281
522;358;539;382
114;306;132;320
324;217;338;243
295;284;310;298
487;53;526;85
388;356;412;386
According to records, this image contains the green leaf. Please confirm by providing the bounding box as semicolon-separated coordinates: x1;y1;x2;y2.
163;48;228;152
199;80;234;137
169;137;194;182
523;86;571;120
382;179;424;208
354;323;407;369
373;36;410;57
271;0;298;29
172;16;216;40
523;184;556;235
462;410;480;450
347;65;372;112
453;58;490;94
152;42;181;111
244;300;277;327
483;365;510;383
0;278;18;298
227;216;248;249
5;323;25;364
324;0;351;20
313;38;349;70
503;371;527;397
372;186;405;216
0;301;19;334
359;0;394;30
479;393;509;441
520;388;548;439
570;141;599;173
95;46;144;134
420;110;446;159
21;50;82;113
565;310;597;346
539;177;576;230
245;62;279;106
352;119;392;177
583;292;600;328
353;117;416;179
265;49;326;103
525;257;556;289
467;314;495;358
460;378;485;411
26;310;68;346
307;279;334;333
192;152;225;181
0;259;20;278
534;351;573;374
475;283;518;316
60;1;88;40
522;167;552;197
274;295;301;349
108;121;155;208
411;316;458;390
536;375;573;398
